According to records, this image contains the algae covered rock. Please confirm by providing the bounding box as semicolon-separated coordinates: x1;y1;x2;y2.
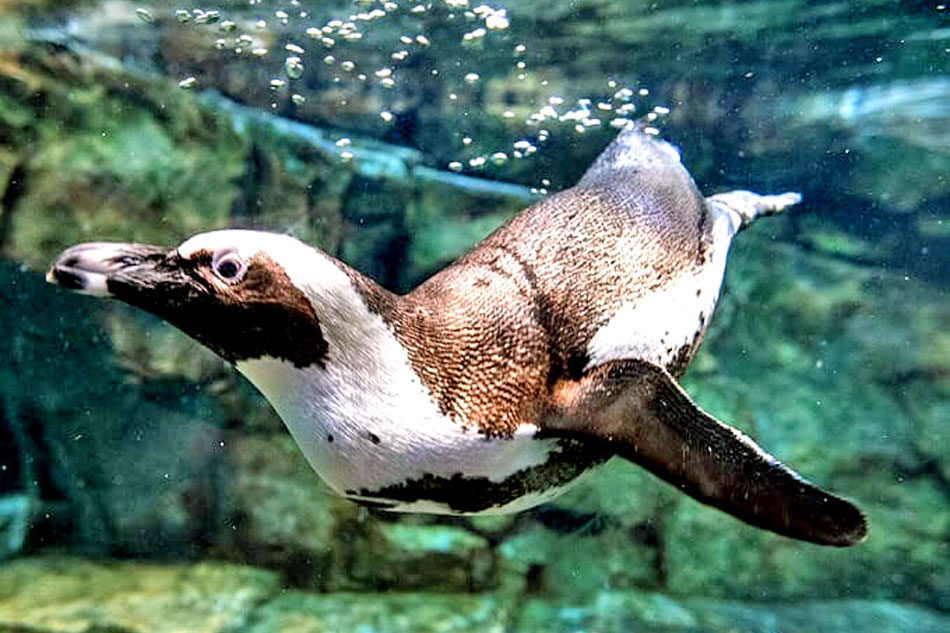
513;592;950;633
0;556;279;633
244;591;514;633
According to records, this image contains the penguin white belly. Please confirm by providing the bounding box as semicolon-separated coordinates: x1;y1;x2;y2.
236;356;595;514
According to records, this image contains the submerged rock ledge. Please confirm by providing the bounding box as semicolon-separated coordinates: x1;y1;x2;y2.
1;555;949;633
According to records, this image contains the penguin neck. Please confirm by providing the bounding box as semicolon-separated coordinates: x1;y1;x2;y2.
232;255;446;452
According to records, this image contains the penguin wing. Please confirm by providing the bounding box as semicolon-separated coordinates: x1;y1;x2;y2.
542;359;867;546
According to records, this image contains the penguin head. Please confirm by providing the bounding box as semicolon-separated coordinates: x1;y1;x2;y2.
47;230;338;368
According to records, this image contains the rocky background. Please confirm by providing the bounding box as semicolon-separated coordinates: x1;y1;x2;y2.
0;1;948;631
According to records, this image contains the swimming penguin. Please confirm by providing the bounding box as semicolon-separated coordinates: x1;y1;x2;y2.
47;126;867;546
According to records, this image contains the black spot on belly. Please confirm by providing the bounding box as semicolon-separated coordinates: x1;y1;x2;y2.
352;440;607;513
367;432;381;444
327;434;334;443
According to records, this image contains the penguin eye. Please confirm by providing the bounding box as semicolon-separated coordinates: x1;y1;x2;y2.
211;250;247;283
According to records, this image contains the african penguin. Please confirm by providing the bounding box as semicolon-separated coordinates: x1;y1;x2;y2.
47;126;867;546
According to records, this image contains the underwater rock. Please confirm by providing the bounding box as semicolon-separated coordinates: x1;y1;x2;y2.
245;590;515;633
513;591;950;633
219;433;351;589
0;556;279;633
2;555;949;633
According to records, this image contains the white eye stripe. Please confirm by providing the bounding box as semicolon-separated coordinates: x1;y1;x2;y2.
211;249;247;282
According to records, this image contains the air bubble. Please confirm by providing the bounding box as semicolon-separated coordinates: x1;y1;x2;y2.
285;56;305;79
219;20;237;32
485;12;509;30
291;94;306;105
464;72;480;84
380;111;394;122
135;8;154;23
178;76;197;90
195;10;221;24
614;88;634;102
462;28;487;42
490;152;508;165
448;161;463;172
286;43;305;54
335;138;352;147
513;140;536;153
269;79;286;90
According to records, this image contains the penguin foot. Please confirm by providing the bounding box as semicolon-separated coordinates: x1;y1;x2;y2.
707;190;801;230
543;358;867;547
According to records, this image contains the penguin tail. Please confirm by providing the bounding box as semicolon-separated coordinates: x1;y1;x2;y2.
706;190;801;231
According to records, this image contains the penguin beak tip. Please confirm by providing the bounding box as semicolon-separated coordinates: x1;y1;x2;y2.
46;263;111;296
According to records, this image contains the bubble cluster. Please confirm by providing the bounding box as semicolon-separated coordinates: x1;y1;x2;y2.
156;1;665;180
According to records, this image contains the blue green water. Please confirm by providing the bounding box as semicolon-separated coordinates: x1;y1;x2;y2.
0;1;948;631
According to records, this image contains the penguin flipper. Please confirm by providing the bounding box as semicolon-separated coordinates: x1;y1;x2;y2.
543;359;867;546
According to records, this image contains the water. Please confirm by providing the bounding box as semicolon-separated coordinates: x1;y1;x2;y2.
0;1;948;631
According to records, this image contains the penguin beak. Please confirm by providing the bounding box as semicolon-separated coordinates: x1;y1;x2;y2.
46;242;192;299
